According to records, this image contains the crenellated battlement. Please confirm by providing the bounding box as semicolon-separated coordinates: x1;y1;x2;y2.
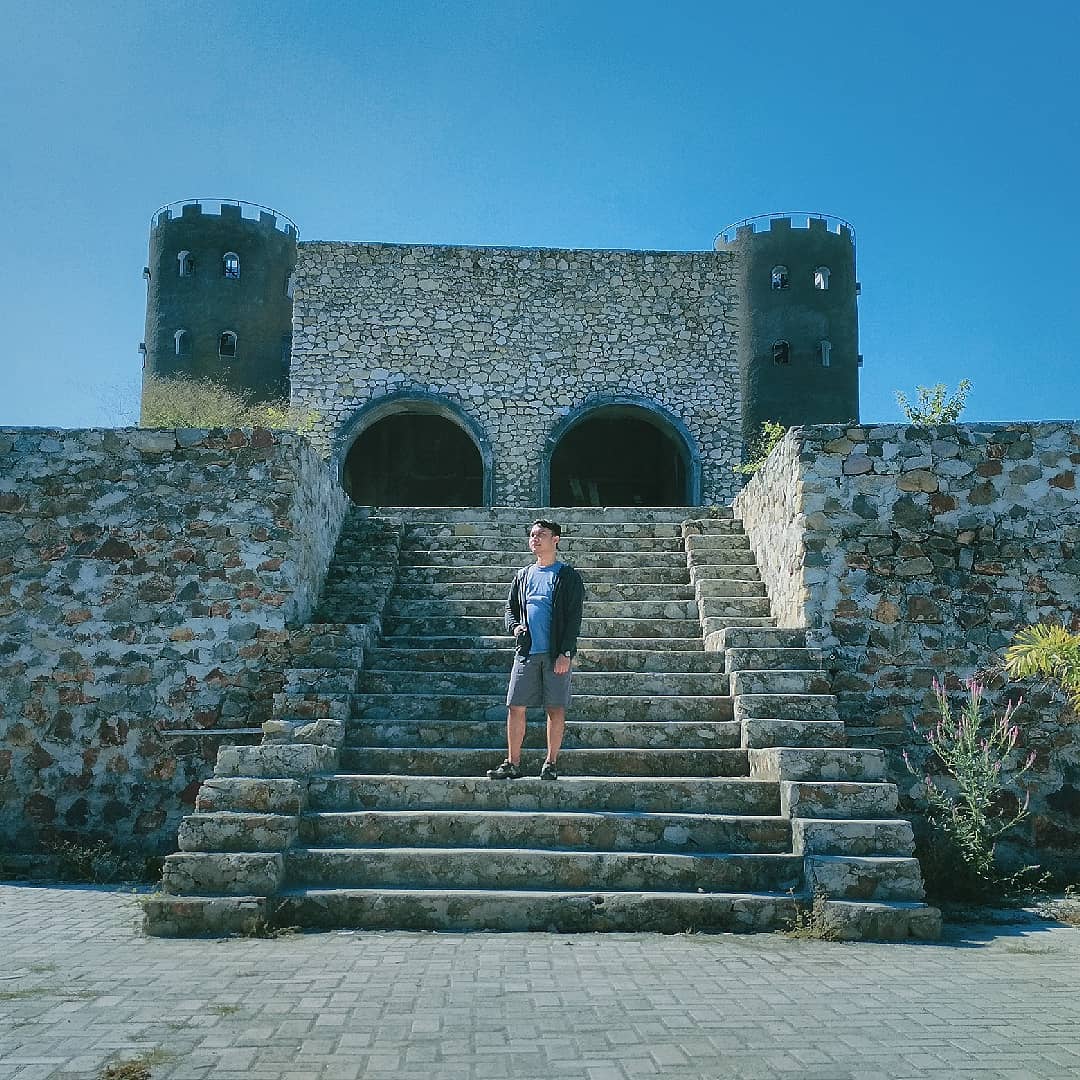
714;212;854;251
151;198;300;239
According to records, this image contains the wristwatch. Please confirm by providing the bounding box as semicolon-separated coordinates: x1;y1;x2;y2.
560;651;572;658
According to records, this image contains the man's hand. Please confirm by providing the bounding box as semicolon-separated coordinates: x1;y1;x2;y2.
553;654;571;676
513;624;528;638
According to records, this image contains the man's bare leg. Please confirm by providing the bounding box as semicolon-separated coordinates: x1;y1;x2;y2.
506;706;527;764
545;706;566;763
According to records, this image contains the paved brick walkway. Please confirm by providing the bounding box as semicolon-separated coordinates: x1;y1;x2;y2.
1;884;1078;1080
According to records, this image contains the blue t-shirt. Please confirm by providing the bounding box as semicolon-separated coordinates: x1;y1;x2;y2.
524;561;562;654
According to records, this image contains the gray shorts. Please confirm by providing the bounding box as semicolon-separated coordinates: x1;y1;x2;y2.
506;654;572;709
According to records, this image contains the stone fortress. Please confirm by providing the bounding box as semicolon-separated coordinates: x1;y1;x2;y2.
0;198;1076;941
142;199;860;506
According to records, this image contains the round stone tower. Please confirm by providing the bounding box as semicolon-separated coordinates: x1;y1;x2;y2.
716;212;860;443
141;199;298;414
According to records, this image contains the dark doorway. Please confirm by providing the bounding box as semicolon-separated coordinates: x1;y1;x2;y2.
344;413;484;505
549;413;688;506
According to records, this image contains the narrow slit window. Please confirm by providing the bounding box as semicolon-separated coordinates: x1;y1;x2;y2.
819;340;832;367
814;266;831;290
177;251;194;277
772;341;790;364
174;329;188;356
285;271;295;298
771;265;789;290
223;252;241;279
218;331;237;358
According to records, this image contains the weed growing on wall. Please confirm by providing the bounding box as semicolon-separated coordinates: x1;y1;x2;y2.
905;679;1037;901
894;380;972;424
141;374;318;431
733;420;786;475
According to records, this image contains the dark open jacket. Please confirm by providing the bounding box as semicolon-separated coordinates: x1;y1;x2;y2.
505;562;585;660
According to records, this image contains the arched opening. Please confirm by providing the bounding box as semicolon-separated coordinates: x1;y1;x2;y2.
343;412;484;506
546;403;695;506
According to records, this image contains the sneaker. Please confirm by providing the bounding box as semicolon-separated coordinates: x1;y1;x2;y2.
486;759;522;780
540;760;559;781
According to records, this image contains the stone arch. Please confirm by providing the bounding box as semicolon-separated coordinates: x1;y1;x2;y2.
334;391;494;506
540;395;701;506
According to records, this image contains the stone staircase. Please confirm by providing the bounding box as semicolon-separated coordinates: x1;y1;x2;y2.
144;507;940;939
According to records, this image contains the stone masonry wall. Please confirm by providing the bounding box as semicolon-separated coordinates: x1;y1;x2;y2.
0;428;347;858
290;242;743;504
736;422;1080;876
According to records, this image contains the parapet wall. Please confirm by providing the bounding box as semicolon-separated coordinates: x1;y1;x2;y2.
736;422;1080;875
0;428;347;858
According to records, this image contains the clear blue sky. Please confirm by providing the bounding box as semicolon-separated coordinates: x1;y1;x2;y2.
2;0;1077;428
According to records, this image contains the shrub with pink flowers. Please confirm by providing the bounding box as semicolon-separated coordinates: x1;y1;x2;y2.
905;678;1038;900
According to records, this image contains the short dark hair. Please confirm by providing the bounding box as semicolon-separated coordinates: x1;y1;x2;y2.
530;518;561;537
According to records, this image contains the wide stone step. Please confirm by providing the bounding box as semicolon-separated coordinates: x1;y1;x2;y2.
404;522;689;541
725;647;821;673
308;774;779;815
399;536;688;555
347;718;742;750
363;506;711;525
734;694;839;722
399;551;691;569
347;693;734;723
365;646;728;674
730;670;832;696
338;746;749;777
379;635;708;652
285;846;804;894
354;669;728;698
272;887;796;934
391;582;697;602
397;565;692;585
301;809;792;854
386;598;702;620
382;616;705;638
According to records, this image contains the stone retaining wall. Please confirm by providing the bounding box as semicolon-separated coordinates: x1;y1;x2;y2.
736;422;1080;876
291;242;743;504
0;428;347;858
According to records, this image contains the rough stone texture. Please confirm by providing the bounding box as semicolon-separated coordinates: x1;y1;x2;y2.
290;242;743;503
0;427;346;858
736;422;1080;876
161;851;284;895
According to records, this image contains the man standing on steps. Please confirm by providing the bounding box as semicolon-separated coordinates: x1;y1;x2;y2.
487;519;584;781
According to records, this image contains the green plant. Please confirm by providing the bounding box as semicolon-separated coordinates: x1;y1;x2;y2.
734;420;786;475
140;374;319;432
42;834;149;885
894;379;972;424
905;678;1036;901
1002;623;1080;712
784;889;841;941
100;1048;175;1080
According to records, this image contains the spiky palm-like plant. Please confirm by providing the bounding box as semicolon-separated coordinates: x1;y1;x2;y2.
1003;624;1080;712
